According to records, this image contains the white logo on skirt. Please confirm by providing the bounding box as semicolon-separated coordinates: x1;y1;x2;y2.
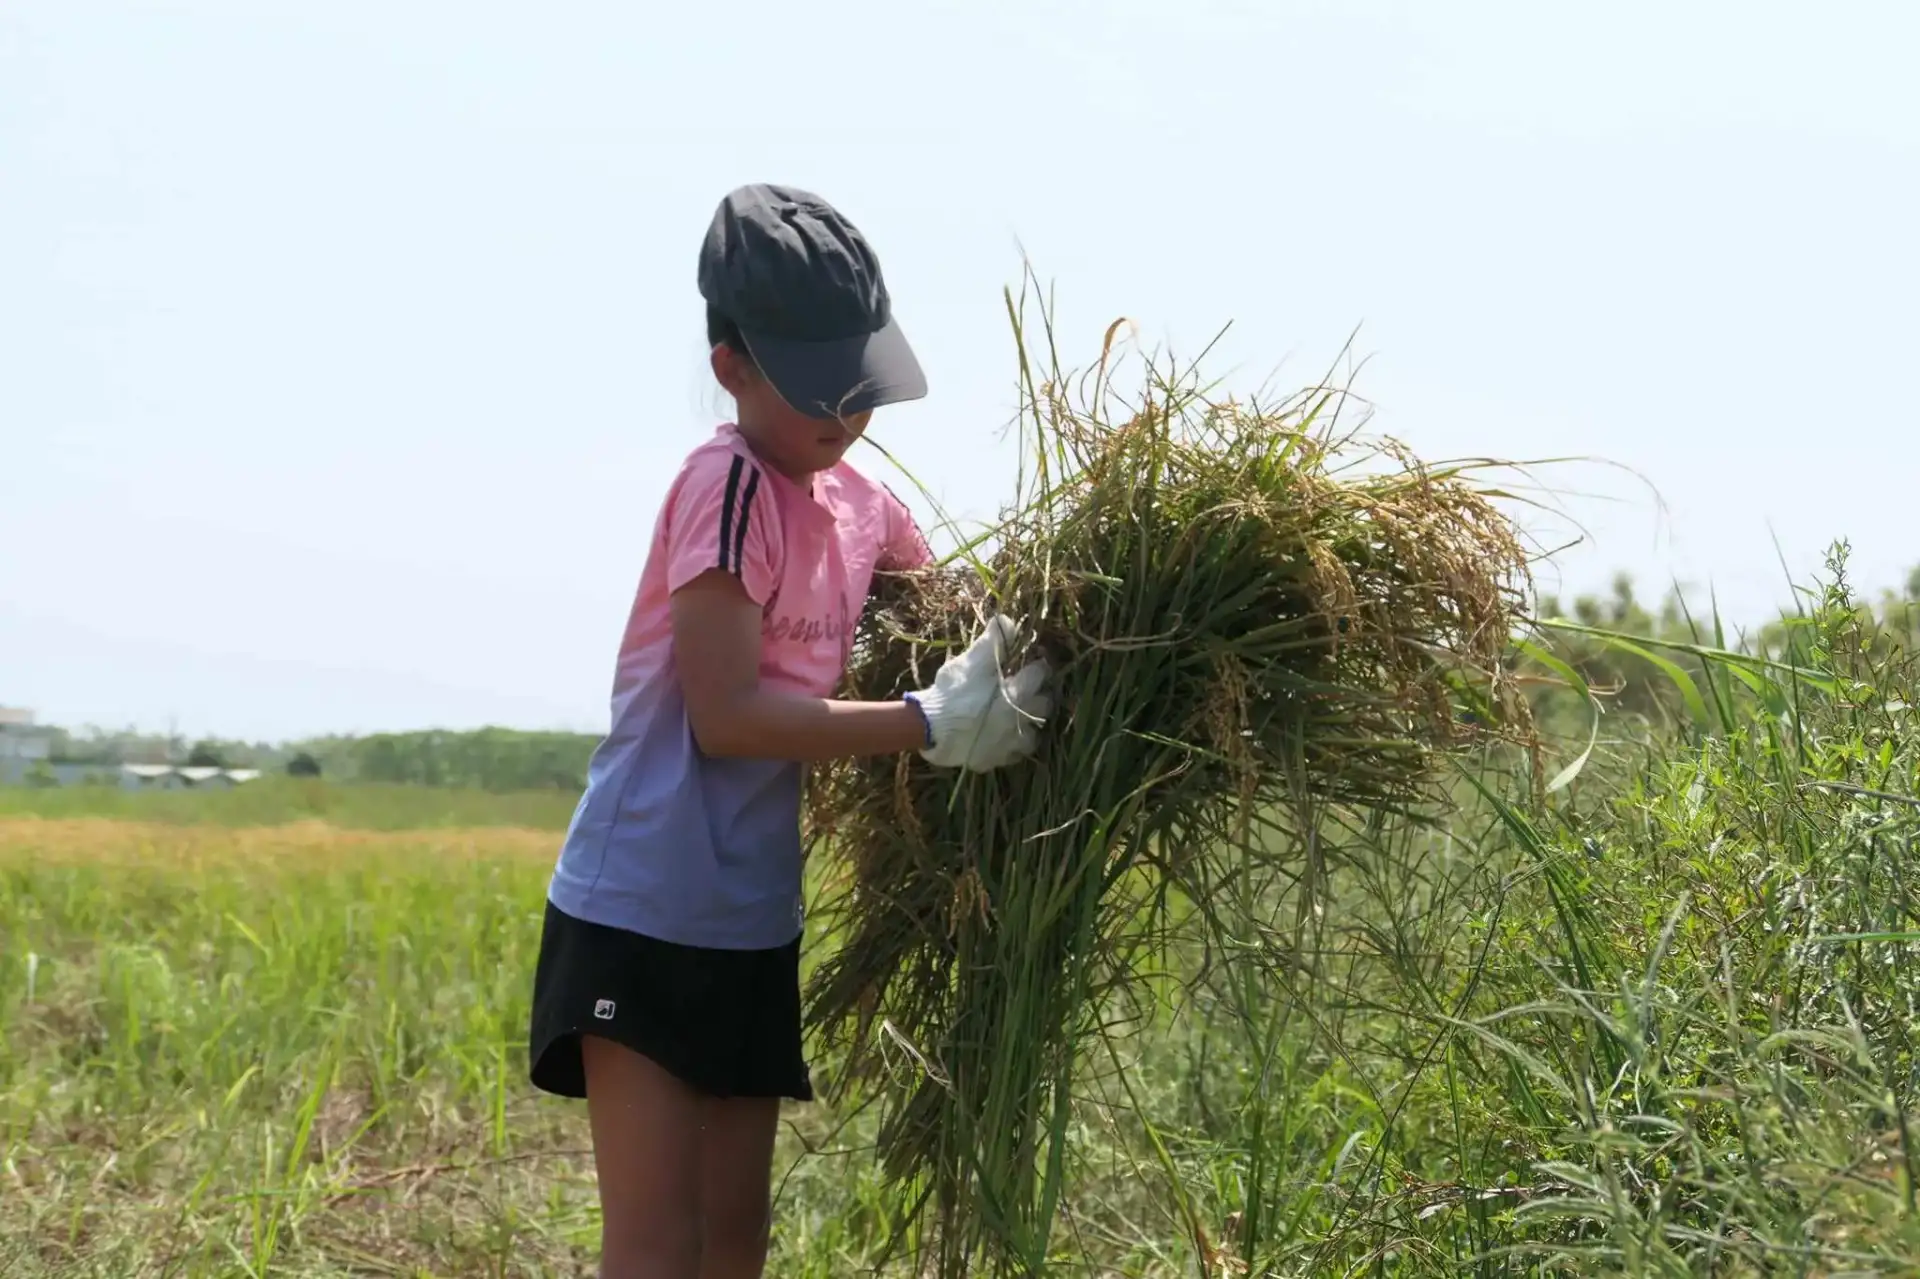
593;999;616;1020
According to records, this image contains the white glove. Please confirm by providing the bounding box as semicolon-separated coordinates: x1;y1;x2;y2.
904;614;1054;773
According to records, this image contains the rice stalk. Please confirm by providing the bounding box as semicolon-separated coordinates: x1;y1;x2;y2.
804;283;1535;1276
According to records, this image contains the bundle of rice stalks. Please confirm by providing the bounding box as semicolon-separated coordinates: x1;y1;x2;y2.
803;300;1533;1276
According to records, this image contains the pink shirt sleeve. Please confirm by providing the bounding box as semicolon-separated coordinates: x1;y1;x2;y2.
877;484;935;571
663;450;783;606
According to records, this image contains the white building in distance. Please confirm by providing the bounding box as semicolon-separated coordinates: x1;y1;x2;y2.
0;708;262;789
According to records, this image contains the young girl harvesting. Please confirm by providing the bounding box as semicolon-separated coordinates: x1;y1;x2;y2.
528;183;1052;1279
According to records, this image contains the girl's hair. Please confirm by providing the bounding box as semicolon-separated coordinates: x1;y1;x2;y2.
707;306;754;364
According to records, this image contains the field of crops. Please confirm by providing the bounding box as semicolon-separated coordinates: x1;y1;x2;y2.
10;575;1920;1276
0;779;585;833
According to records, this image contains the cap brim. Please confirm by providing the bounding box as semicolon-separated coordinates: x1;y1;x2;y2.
740;317;927;420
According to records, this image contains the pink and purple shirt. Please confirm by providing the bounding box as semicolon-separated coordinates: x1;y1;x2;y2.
547;424;932;950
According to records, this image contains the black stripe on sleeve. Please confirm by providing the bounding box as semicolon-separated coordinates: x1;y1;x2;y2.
731;466;761;579
717;456;744;572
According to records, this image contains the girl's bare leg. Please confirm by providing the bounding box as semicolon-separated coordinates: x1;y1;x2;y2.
581;1035;705;1279
696;1094;781;1279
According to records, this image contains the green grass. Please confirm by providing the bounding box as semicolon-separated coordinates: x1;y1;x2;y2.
0;820;901;1277
0;778;583;832
10;558;1920;1275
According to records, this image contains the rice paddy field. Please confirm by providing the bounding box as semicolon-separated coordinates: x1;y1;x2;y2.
10;566;1920;1277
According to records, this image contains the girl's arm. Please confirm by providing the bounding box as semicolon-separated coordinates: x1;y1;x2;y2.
671;569;927;762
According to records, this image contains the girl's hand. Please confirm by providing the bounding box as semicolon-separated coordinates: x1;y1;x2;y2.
906;615;1054;772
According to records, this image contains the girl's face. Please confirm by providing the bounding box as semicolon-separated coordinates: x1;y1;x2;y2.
711;343;872;479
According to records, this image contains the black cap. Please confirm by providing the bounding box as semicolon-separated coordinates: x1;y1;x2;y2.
698;184;927;419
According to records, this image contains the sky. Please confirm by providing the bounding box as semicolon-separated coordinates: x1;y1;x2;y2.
3;0;1917;743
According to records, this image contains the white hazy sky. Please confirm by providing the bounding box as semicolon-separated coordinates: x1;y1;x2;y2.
4;1;1917;743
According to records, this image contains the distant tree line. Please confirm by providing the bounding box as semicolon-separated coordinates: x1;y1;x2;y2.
43;724;601;792
46;727;280;770
329;729;597;791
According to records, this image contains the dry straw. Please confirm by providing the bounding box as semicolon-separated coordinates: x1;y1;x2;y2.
803;285;1534;1276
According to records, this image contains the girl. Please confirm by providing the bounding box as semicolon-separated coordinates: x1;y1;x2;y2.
528;183;1051;1279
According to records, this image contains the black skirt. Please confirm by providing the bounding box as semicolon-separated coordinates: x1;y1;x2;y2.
527;899;813;1102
